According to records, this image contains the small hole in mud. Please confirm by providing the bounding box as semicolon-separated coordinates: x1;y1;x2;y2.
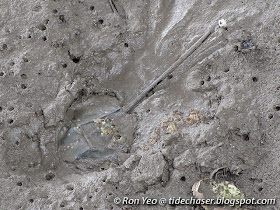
79;89;86;96
268;114;273;119
8;106;14;111
207;76;211;81
66;185;74;191
252;77;258;82
38;24;46;31
167;74;173;79
60;203;65;207
59;15;66;22
42;36;47;41
44;19;49;25
72;57;80;63
90;6;95;10
100;167;105;171
17;182;23;186
242;134;249;141
29;199;34;203
53;9;58;14
8;119;14;124
124;43;128;47
2;44;8;50
200;81;204;85
79;207;84;210
62;63;67;68
274;105;280;111
21;84;27;89
102;179;106;182
23;58;29;62
0;72;4;76
15;141;19;145
180;176;186;181
258;187;263;192
224;69;229;72
28;162;35;168
98;19;104;24
45;172;55;180
21;74;27;79
146;109;150;113
0;107;2;112
89;195;92;199
115;186;118;190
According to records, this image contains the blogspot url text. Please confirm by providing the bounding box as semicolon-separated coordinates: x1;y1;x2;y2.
113;196;276;207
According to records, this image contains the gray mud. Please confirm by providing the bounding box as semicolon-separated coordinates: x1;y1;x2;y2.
0;0;279;209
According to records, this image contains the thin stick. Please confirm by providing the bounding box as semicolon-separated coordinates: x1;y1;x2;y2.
122;25;216;113
79;24;216;124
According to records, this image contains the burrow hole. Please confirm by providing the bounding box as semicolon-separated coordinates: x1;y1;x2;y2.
37;24;46;31
180;176;186;181
21;84;27;89
8;106;14;111
21;74;27;79
274;105;280;111
242;133;250;141
268;114;273;119
252;77;258;82
16;182;22;186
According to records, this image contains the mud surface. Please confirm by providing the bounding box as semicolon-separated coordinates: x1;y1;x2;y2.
0;0;279;209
